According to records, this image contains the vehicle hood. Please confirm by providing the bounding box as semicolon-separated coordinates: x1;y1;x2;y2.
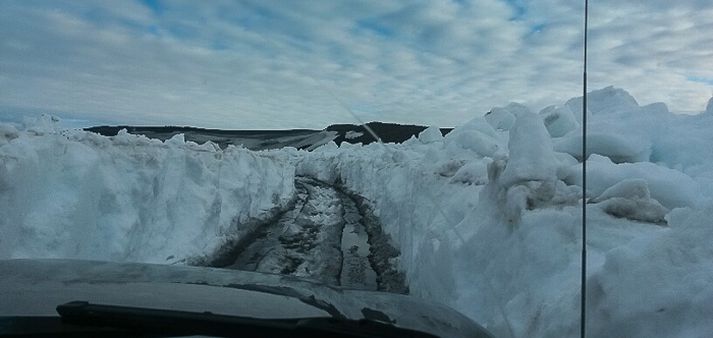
0;259;491;338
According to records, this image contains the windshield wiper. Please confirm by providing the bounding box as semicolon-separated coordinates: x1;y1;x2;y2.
55;301;437;338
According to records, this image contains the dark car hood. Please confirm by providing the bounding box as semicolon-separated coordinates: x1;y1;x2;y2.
0;259;491;338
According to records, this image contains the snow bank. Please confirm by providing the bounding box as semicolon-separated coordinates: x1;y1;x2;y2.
297;87;713;337
0;117;294;263
588;205;713;337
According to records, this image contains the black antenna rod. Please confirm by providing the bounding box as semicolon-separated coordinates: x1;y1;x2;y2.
581;0;589;337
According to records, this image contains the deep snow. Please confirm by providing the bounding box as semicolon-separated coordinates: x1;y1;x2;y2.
0;121;295;263
2;87;713;337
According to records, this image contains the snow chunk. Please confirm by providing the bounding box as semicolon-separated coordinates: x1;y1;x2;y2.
591;179;668;224
597;197;668;224
485;113;563;224
447;130;502;157
485;102;530;130
500;112;558;188
418;126;443;144
450;159;490;185
435;159;466;177
591;178;651;202
484;109;514;131
539;105;578;137
565;155;699;209
24;114;62;135
0;123;20;145
504;184;530;223
555;131;651;163
567;86;639;119
444;118;503;158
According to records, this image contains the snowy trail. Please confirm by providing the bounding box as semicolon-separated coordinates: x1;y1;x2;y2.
213;176;400;292
339;194;378;290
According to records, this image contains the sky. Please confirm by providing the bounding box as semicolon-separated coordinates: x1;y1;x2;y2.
1;0;712;129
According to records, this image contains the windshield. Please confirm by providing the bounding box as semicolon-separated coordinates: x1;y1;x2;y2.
1;1;712;338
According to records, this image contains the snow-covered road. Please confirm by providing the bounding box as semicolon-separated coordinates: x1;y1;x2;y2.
205;176;406;293
5;87;713;337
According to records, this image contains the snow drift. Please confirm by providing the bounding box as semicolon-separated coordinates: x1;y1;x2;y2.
297;87;713;337
0;118;294;263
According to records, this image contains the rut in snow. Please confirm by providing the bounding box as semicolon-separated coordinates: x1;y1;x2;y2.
199;176;408;294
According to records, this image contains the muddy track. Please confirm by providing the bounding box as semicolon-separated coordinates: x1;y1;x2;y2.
196;176;407;293
334;183;410;294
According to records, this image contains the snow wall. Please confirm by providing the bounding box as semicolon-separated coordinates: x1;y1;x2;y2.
0;121;294;263
297;87;713;337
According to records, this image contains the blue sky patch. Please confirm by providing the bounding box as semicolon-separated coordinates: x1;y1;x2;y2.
688;76;713;86
356;18;395;38
140;0;163;15
505;0;527;20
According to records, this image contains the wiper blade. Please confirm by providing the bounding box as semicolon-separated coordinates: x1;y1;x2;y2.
56;301;437;338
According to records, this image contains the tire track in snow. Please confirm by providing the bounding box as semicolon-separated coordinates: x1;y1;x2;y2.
199;176;406;293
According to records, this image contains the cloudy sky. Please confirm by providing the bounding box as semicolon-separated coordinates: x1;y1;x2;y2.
1;0;712;129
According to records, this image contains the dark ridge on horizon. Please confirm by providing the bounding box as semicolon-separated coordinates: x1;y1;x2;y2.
85;122;453;151
85;125;321;136
325;122;452;145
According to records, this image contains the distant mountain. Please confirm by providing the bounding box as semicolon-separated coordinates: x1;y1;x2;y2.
85;122;453;151
326;122;452;145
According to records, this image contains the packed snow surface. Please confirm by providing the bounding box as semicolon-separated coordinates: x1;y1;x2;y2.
2;87;713;337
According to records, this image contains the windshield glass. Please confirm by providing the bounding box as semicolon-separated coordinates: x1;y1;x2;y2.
1;1;712;338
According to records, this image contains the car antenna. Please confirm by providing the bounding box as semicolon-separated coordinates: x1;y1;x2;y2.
580;0;589;337
320;85;382;143
234;22;382;145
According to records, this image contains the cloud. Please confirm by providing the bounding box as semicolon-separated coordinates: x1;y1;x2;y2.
587;0;713;112
0;0;711;128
